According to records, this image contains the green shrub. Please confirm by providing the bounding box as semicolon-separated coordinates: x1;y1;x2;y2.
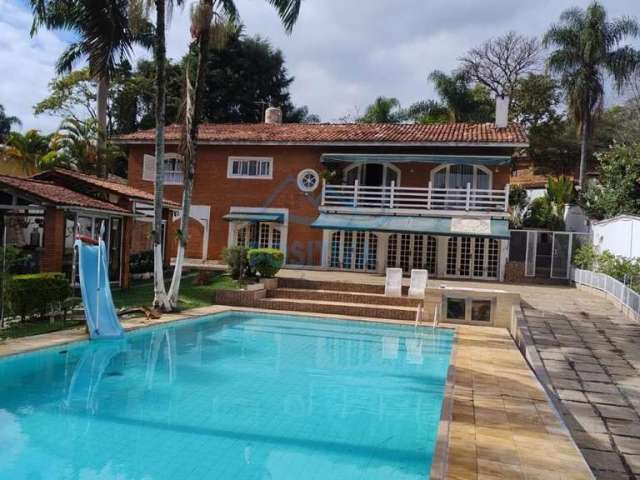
573;245;640;293
573;244;598;270
222;246;250;280
130;250;154;274
523;196;565;231
247;248;284;278
7;273;71;320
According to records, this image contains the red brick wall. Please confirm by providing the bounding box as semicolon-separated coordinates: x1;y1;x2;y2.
127;144;515;266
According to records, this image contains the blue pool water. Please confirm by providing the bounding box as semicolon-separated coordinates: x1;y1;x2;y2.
0;312;454;480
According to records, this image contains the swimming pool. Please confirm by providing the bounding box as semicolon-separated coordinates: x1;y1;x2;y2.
0;312;454;480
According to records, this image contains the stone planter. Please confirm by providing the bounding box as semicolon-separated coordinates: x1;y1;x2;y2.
214;285;266;306
259;278;278;290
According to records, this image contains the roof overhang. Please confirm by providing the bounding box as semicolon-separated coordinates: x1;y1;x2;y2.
320;153;513;166
311;213;510;239
223;212;284;223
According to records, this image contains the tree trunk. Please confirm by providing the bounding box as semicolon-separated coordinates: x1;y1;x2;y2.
96;75;109;178
167;15;211;308
578;109;590;190
153;0;171;311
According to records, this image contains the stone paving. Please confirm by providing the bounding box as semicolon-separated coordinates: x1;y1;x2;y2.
520;286;640;479
446;324;592;480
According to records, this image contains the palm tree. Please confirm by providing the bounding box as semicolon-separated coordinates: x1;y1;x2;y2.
358;97;403;123
43;118;120;173
3;130;51;175
428;70;493;123
30;0;152;177
166;0;302;309
544;2;640;188
129;0;187;310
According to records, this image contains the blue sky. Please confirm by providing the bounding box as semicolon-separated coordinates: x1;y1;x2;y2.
1;0;638;132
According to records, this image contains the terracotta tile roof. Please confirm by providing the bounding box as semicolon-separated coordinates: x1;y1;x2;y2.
33;169;180;208
117;122;528;146
0;175;129;213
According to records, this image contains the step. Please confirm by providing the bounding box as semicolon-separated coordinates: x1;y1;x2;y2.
278;277;387;295
267;288;421;308
254;297;418;321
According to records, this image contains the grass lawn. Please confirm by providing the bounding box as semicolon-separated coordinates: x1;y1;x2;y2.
0;272;238;340
0;319;85;340
112;272;238;311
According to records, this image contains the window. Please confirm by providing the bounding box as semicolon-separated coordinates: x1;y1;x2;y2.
430;164;493;190
343;162;400;187
227;157;273;179
327;230;378;272
142;154;184;185
297;169;320;192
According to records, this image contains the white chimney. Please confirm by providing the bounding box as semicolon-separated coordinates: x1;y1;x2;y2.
495;95;510;129
265;106;283;124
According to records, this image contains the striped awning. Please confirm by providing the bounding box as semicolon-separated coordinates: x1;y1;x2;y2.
311;213;510;239
320;153;512;166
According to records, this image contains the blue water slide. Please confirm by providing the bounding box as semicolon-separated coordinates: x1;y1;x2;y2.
75;238;124;339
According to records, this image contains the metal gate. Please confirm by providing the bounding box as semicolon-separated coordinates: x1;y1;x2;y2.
521;230;591;279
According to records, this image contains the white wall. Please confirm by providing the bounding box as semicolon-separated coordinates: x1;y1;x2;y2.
592;216;640;259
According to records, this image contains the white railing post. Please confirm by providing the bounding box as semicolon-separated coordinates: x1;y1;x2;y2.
465;182;471;211
427;181;432;210
504;184;510;212
389;180;395;209
353;179;359;208
321;178;326;206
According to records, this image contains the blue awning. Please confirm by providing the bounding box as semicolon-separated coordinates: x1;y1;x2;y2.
311;213;510;239
223;212;284;223
320;153;512;166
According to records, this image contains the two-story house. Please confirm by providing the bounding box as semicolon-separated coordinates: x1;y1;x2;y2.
120;108;527;282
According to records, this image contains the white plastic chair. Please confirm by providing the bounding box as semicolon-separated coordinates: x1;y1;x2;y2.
408;269;428;298
384;268;403;297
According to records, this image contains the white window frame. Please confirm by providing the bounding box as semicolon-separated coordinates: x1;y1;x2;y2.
343;162;401;187
430;164;493;190
142;153;185;185
226;207;288;260
227;156;273;180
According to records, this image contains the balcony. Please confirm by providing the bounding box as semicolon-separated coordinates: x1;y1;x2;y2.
320;180;509;215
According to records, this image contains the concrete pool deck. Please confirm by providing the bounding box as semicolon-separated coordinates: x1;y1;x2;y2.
0;303;594;479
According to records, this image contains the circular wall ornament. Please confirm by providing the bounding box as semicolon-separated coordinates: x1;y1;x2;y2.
297;169;320;192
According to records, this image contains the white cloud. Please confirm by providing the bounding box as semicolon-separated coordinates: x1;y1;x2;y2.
1;0;638;130
0;0;68;132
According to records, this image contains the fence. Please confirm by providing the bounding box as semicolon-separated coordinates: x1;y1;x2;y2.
572;268;640;320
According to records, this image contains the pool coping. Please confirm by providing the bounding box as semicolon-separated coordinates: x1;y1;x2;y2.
429;331;457;480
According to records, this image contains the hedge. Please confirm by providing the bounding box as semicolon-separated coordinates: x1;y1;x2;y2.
130;250;154;274
247;248;284;278
7;273;72;320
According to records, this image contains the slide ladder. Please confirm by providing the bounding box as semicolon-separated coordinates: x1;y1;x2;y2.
74;223;124;339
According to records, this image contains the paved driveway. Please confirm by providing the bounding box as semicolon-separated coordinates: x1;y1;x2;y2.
521;286;640;479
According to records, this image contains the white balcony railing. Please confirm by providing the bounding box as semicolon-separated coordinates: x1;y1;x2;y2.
321;180;509;213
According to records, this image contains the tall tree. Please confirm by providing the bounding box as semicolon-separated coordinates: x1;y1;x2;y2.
30;0;152;177
130;0;187;310
0;105;21;144
167;0;302;309
428;70;493;123
460;31;540;101
357;96;403;123
544;2;640;188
